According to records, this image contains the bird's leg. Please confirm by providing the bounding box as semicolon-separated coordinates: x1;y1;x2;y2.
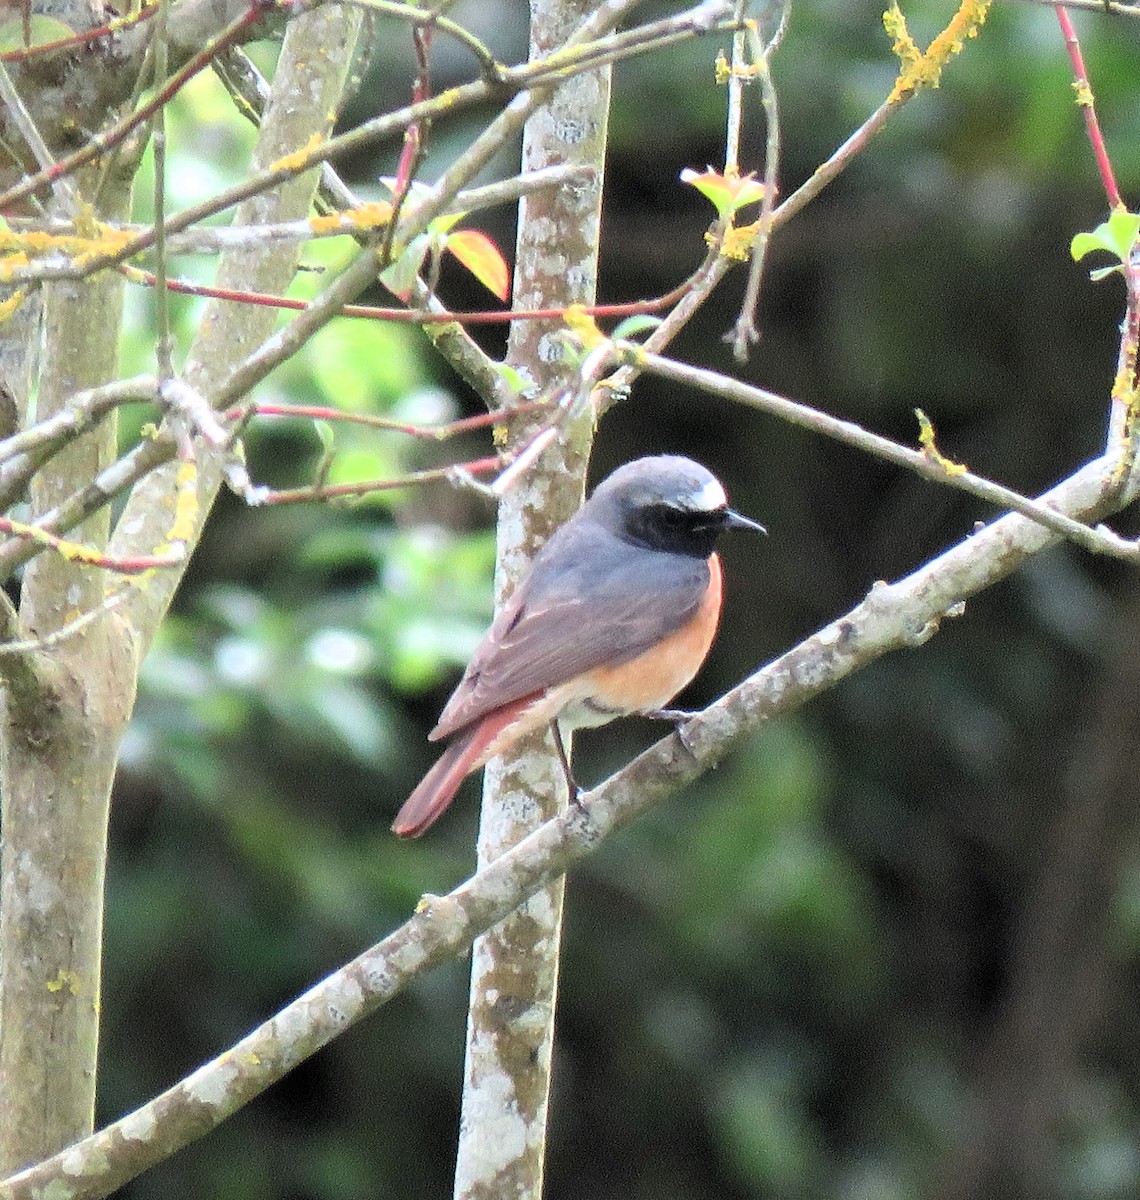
550;720;583;806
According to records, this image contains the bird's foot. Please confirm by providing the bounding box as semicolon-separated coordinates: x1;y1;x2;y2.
643;707;697;726
643;707;699;757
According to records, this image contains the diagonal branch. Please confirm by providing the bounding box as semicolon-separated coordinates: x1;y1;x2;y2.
2;449;1135;1200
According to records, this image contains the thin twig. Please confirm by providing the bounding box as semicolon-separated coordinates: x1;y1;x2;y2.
152;0;174;384
633;349;1140;560
0;0;267;213
325;0;503;80
230;399;547;438
1;166;587;286
0;60;78;211
235;454;505;505
1000;0;1140;12
723;2;747;174
730;11;786;360
0;4;734;285
0;377;158;512
0;2;159;62
1055;5;1123;210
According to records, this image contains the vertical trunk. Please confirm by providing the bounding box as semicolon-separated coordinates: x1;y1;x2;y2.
0;3;361;1170
453;1;611;1196
0;175;134;1173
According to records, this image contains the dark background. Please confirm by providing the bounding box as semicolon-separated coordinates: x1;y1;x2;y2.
104;3;1140;1198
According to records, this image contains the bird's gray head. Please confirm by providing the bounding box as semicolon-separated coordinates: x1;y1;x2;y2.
588;455;765;557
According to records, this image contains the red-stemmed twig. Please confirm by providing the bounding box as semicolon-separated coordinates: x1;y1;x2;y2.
379;24;434;271
1055;4;1124;211
123;264;697;325
0;2;159;62
0;0;276;212
246;454;504;506
227;399;549;436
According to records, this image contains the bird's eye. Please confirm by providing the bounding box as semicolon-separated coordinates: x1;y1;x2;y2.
654;504;691;527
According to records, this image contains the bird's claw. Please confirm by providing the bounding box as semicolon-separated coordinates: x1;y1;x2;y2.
644;707;700;756
645;706;695;723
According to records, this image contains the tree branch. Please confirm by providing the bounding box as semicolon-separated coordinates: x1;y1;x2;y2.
3;448;1135;1200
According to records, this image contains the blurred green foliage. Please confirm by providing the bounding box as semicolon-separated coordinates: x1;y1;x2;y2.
100;4;1140;1200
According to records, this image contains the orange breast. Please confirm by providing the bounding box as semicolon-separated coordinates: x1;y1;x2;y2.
577;552;723;714
468;554;724;760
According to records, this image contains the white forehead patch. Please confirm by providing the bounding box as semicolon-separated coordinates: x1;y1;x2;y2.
689;477;727;512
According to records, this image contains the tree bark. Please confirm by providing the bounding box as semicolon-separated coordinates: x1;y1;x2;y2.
452;1;611;1196
0;0;362;1172
0;172;133;1172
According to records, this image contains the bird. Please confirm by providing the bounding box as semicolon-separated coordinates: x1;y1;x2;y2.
391;455;765;837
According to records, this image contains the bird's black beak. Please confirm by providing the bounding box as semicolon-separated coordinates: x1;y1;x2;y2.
724;509;767;535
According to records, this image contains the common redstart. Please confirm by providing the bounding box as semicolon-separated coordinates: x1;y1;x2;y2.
391;455;764;837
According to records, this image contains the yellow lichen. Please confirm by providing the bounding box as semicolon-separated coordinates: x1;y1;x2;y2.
915;408;967;475
564;304;605;350
0;288;26;324
308;201;393;237
269;132;325;176
0;222;135;276
165;460;200;546
885;0;991;103
0;252;30;282
718;222;759;261
46;970;81;996
1072;80;1094;108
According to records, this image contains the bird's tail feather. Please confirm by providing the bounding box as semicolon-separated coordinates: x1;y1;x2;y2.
391;698;532;837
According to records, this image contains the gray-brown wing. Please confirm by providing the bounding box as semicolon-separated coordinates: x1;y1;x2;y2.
430;518;710;740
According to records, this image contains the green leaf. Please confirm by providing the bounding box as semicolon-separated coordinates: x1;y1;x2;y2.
681;167;767;218
379;232;431;301
432;210;467;235
1070;210;1140;264
612;314;663;340
0;15;74;51
313;419;335;452
495;363;532;396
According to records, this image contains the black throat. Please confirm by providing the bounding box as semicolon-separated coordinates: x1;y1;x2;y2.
620;502;727;558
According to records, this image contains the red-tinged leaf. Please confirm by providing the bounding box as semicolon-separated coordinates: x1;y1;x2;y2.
446;230;511;301
681;167;766;218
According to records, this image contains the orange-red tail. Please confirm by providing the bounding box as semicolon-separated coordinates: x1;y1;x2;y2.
391;699;532;838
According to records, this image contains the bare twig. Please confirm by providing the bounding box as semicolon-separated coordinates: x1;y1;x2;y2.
730;12;786;360
0;1;267;213
0;61;78;211
634;350;1140;561
151;0;174;384
0;376;155;471
998;0;1140;12
2;166;586;287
